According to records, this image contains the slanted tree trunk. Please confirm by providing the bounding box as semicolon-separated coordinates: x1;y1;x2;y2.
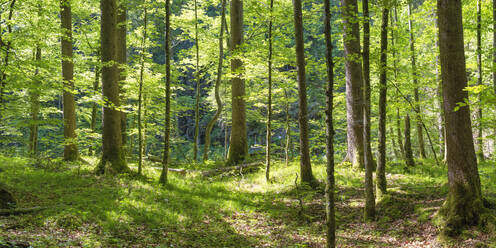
404;114;415;167
227;0;248;165
437;0;484;236
203;0;226;162
341;0;364;169
159;0;172;184
293;0;315;185
193;0;201;162
376;6;389;199
323;0;335;246
407;3;426;159
265;0;274;182
117;0;127;154
476;0;484;162
61;0;78;161
137;4;148;175
29;47;41;158
97;0;129;175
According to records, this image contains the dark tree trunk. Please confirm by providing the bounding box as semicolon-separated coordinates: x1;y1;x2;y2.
29;47;41;158
494;0;496;158
0;0;16;115
404;114;415;167
97;0;129;174
193;0;200;162
265;0;274;182
376;7;389;199
476;0;484;162
437;0;483;236
137;4;147;175
159;0;172;184
284;89;291;167
324;0;335;246
341;0;364;169
117;0;127;154
227;0;248;165
204;0;227;162
407;3;426;159
61;0;78;161
293;0;315;185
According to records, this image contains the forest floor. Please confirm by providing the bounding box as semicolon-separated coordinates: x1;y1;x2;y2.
0;155;495;248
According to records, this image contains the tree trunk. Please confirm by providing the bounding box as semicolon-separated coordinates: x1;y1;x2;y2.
293;0;315;185
89;54;100;156
203;0;226;162
391;8;404;159
285;89;291;167
265;0;274;183
227;0;248;165
29;47;41;158
61;0;78;161
407;3;426;159
404;114;415;167
159;0;172;184
376;7;389;199
437;0;483;236
476;0;484;162
97;0;129;175
0;0;16;115
193;0;201;162
494;0;496;158
323;0;335;246
390;126;400;159
341;0;364;169
137;4;148;175
117;0;127;155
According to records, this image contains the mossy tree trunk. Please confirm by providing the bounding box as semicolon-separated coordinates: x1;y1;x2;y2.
97;0;129;175
437;0;484;236
404;114;415;167
293;0;315;185
117;0;127;155
476;0;484;162
61;0;78;161
227;0;248;165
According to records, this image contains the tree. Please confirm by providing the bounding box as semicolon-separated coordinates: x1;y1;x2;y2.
61;0;78;161
404;114;415;167
0;0;16;114
227;0;248;165
323;0;335;246
193;0;201;162
137;3;148;175
97;0;129;174
204;0;227;162
29;47;41;158
476;0;484;162
265;0;274;182
117;0;127;154
341;0;364;169
159;0;172;184
437;0;484;236
376;5;389;199
293;0;315;185
407;3;426;159
494;0;496;158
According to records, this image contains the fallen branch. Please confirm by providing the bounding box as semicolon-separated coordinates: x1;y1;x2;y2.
0;206;45;216
201;162;263;177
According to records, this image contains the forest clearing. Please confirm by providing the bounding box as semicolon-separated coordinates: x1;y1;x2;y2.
1;0;496;247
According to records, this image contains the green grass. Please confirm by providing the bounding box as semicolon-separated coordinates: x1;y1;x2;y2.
1;155;495;247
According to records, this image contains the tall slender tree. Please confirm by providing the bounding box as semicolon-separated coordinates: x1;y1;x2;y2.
97;0;129;174
494;0;496;158
117;0;127;153
204;0;227;162
193;0;201;162
0;0;16;114
476;0;484;162
159;0;172;184
324;0;335;246
438;0;484;236
61;0;78;161
293;0;315;185
341;0;365;169
137;4;148;175
391;8;404;159
404;114;415;167
227;0;248;165
265;0;274;182
407;3;426;158
29;47;41;158
376;6;389;199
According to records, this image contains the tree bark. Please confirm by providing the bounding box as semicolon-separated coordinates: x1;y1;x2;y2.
89;53;100;156
407;3;426;159
391;8;404;159
376;7;389;199
293;0;315;185
494;0;496;158
203;0;226;162
404;114;415;167
265;0;274;182
137;4;148;175
476;0;484;162
284;89;291;167
0;0;16;115
341;0;364;169
227;0;248;165
61;0;78;161
437;0;483;236
117;0;127;154
193;0;201;162
97;0;129;174
29;47;41;158
159;0;172;184
324;0;335;246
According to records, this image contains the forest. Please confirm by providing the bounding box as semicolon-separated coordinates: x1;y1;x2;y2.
1;0;496;247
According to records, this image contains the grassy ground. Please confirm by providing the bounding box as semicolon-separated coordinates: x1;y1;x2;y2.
0;155;495;247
